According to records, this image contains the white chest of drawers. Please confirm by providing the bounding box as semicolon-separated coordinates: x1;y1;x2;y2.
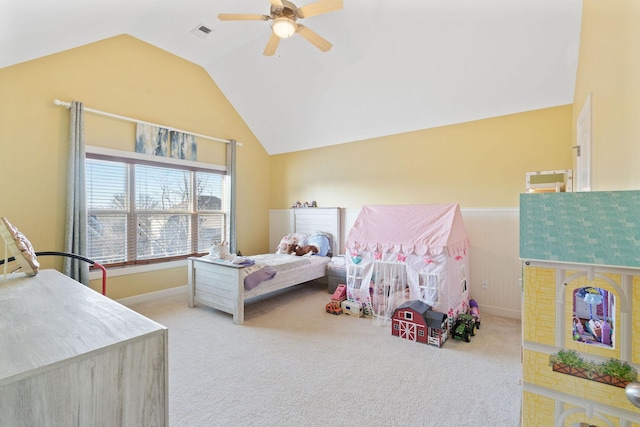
0;269;168;426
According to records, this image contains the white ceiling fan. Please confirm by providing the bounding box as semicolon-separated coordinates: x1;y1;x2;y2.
218;0;343;56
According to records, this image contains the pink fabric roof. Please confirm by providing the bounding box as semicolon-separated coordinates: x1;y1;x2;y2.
345;204;470;257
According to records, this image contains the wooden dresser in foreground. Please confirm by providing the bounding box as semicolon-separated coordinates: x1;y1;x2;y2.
0;269;168;426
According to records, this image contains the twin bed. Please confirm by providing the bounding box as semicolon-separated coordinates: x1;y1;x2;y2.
187;208;340;324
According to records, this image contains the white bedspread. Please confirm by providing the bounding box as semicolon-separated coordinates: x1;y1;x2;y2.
244;253;326;275
242;254;329;291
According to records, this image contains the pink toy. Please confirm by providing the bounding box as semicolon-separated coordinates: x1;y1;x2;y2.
331;284;347;304
469;298;481;329
276;235;298;254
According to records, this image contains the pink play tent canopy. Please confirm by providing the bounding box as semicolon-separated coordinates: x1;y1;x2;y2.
345;204;470;257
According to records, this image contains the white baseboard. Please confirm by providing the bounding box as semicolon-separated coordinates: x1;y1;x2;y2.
117;285;187;307
481;304;522;320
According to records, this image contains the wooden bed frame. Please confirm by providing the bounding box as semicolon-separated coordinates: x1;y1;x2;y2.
187;208;341;324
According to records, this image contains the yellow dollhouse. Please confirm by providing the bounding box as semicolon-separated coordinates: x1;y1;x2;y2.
520;191;640;426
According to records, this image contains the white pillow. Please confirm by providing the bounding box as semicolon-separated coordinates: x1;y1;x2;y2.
275;233;311;254
305;232;333;256
306;234;330;256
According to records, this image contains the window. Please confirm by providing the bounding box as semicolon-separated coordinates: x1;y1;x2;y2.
419;273;439;303
404;311;413;321
86;154;226;267
572;286;614;348
460;265;468;293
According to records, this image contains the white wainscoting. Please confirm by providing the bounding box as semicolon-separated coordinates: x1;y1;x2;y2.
462;208;521;320
270;207;522;319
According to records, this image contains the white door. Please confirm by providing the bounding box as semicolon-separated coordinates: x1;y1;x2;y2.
399;321;417;341
575;93;592;191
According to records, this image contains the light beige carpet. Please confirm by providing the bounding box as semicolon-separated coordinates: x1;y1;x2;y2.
130;282;522;427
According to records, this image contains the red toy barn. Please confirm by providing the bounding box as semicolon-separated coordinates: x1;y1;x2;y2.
391;300;448;348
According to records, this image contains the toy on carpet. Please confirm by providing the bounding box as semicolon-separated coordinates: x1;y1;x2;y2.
469;298;481;329
325;301;343;315
325;284;347;316
340;300;364;317
452;313;476;342
390;300;448;347
331;284;347;304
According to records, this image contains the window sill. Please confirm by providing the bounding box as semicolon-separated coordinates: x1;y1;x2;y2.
88;259;188;280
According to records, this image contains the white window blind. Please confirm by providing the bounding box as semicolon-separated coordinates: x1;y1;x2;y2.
86;154;226;267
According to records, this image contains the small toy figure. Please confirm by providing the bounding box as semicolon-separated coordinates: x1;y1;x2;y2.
276;235;298;254
209;241;234;260
331;284;347;305
469;298;481;329
325;301;343;315
322;285;348;316
293;244;318;257
573;316;585;338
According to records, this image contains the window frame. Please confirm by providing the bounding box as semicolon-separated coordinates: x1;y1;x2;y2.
85;146;227;269
419;272;440;303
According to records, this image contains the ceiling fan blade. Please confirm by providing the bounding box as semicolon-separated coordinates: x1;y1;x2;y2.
218;14;270;21
270;0;284;7
297;0;343;19
263;33;281;56
296;25;332;52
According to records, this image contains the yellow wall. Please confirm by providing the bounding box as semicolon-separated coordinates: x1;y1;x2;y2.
270;105;573;209
573;0;640;190
0;35;271;298
6;0;638;300
0;33;574;299
272;0;640;208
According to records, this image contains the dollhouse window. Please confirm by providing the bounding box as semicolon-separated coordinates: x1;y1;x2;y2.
404;312;413;321
418;330;425;337
459;266;467;293
419;273;439;302
572;287;614;349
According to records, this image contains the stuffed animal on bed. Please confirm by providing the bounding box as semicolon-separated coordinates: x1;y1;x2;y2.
209;241;234;260
276;236;298;254
293;245;319;257
281;243;316;256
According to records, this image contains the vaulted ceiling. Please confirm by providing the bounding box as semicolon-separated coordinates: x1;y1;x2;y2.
1;0;582;154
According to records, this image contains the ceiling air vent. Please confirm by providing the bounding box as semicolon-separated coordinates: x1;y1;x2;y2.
191;24;213;38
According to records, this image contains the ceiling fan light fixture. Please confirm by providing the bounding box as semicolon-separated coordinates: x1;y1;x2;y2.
272;17;296;38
